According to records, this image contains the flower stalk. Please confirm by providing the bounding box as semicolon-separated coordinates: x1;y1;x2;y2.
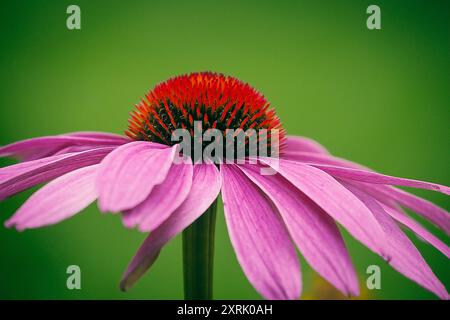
182;198;218;300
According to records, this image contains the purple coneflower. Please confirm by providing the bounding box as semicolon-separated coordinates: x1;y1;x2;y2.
1;72;449;300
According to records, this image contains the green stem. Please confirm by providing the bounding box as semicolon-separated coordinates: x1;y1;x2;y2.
182;198;218;300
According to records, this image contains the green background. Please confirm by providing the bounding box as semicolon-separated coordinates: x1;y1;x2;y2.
0;0;448;299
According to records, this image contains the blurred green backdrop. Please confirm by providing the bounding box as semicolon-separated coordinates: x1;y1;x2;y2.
0;0;449;299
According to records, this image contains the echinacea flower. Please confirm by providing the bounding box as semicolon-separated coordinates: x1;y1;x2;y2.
1;72;449;300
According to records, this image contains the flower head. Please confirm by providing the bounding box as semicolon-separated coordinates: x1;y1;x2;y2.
126;72;284;145
0;72;449;300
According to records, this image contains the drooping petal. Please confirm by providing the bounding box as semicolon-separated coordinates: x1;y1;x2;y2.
5;165;99;230
283;136;329;154
0;147;115;201
355;182;450;234
381;205;450;259
341;180;450;258
122;160;193;232
221;164;301;300
0;133;128;161
63;131;130;142
97;142;176;212
52;145;111;155
239;164;359;297
281;151;370;170
260;158;389;257
282;149;450;232
51;132;130;156
120;164;222;291
0;154;68;184
342;182;449;299
310;164;450;195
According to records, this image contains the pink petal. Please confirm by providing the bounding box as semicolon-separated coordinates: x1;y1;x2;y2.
97;142;176;212
5;165;99;230
0;133;128;161
0;153;69;184
261;158;389;258
311;164;450;195
0;147;115;201
52;145;111;155
122;160;194;232
221;164;301;300
356;183;450;234
239;164;359;297
283;136;329;154
380;205;450;259
342;182;449;299
341;180;450;256
281;151;370;170
63;131;130;142
120;164;222;291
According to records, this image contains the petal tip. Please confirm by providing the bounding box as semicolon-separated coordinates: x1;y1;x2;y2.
119;279;130;292
4;218;14;229
97;199;120;214
137;225;151;233
347;286;360;298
